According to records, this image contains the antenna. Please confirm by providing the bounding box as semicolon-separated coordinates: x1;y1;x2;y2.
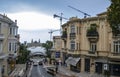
68;5;91;18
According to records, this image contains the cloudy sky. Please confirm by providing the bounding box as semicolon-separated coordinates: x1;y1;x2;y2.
0;0;110;43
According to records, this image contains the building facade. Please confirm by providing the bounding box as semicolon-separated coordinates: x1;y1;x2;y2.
0;14;19;77
51;36;62;62
61;12;120;76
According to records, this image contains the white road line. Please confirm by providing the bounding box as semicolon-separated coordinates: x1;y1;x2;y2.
28;65;33;77
37;65;42;76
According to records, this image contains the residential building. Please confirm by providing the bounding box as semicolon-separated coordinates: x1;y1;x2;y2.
51;36;62;62
0;14;19;77
61;12;120;76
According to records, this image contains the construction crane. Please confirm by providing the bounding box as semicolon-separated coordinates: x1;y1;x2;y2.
48;29;60;41
53;13;68;34
68;5;91;18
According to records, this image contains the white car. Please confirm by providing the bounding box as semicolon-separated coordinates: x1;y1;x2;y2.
33;62;38;66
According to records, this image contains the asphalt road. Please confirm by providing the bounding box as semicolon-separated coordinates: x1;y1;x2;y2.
31;65;54;77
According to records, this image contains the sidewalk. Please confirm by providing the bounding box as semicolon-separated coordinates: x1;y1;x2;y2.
56;66;104;77
9;64;26;77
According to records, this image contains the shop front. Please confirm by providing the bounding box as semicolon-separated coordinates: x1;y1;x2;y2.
95;58;108;74
109;60;120;76
7;54;17;74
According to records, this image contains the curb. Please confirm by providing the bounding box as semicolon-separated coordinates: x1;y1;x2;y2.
27;64;33;77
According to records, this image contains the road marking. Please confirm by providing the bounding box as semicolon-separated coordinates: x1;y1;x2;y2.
28;65;33;77
37;65;42;76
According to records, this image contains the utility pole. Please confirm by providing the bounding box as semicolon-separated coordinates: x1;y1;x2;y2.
53;13;68;34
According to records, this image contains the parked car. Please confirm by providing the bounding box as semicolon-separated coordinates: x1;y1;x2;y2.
33;62;38;66
44;66;56;76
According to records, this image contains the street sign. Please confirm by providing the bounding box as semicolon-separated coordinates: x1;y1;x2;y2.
55;52;60;58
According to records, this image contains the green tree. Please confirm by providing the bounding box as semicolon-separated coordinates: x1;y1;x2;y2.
16;43;30;64
107;0;120;35
42;40;53;58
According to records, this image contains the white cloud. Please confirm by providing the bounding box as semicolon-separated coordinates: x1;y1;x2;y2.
19;29;60;43
7;12;60;30
6;12;61;43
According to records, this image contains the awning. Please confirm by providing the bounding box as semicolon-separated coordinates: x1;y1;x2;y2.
95;58;108;63
65;57;80;66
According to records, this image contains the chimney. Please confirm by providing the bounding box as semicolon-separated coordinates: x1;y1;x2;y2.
15;20;17;25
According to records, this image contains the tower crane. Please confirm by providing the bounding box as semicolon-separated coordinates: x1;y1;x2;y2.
48;29;60;41
68;5;91;18
53;13;68;34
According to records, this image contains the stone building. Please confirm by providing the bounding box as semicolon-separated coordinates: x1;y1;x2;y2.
51;36;62;62
60;12;120;76
0;14;19;77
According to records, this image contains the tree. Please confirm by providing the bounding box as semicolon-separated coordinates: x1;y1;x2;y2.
107;0;120;35
16;43;30;64
42;40;53;58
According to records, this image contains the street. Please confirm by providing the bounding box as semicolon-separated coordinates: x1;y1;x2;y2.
31;65;54;77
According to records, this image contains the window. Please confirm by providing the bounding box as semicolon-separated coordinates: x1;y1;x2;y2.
113;40;120;53
70;25;75;33
90;43;96;52
0;41;3;53
9;27;18;35
0;23;1;33
9;42;12;52
9;42;17;52
70;40;75;50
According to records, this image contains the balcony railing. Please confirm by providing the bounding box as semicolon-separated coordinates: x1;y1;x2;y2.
61;31;67;39
86;28;99;42
88;50;95;54
112;53;120;56
70;33;76;39
0;34;5;40
0;53;7;59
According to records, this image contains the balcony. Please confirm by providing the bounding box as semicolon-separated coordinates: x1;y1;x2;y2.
0;53;7;59
0;34;5;40
112;53;120;56
88;50;95;54
61;31;67;40
86;27;99;42
70;33;76;39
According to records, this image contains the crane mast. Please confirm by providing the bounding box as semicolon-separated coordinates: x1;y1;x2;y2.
48;29;60;41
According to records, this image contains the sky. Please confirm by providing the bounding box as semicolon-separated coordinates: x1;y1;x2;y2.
0;0;111;43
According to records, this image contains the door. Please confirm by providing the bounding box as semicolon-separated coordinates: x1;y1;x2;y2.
95;62;103;74
85;58;90;72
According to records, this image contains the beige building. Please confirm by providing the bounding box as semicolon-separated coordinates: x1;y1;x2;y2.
51;36;62;62
59;12;120;76
0;14;19;77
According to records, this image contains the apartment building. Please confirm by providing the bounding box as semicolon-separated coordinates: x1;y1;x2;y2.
61;12;120;76
51;36;62;62
0;14;19;77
